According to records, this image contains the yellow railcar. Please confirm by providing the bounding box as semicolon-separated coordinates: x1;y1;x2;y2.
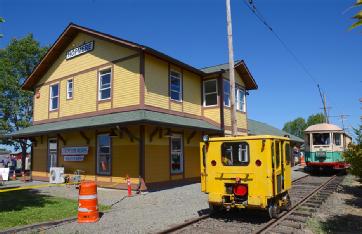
200;135;292;218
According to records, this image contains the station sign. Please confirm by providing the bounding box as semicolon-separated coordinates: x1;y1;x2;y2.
64;155;85;162
66;41;94;60
61;146;89;156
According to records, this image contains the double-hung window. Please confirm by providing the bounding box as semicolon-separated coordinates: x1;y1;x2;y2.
170;70;182;101
49;83;59;111
237;89;246;112
203;79;218;106
98;69;111;100
66;79;73;99
223;80;230;107
170;135;183;174
97;134;111;175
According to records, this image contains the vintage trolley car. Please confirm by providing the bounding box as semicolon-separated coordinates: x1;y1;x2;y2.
200;135;292;218
304;123;352;171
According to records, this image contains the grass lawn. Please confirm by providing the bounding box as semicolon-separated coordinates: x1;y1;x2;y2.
0;189;110;231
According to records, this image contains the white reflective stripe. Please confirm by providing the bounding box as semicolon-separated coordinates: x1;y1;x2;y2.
79;194;97;200
78;207;91;212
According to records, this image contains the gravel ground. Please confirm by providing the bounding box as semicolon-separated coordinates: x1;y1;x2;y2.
305;174;362;233
44;183;209;234
9;165;308;234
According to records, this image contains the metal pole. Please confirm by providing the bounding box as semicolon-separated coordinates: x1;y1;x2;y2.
226;0;237;136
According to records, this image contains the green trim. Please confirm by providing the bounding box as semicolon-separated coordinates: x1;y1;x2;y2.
305;151;344;163
8;110;221;138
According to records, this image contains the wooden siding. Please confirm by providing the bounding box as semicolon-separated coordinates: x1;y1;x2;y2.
38;33;135;85
33;32;140;123
183;70;202;116
144;55;169;109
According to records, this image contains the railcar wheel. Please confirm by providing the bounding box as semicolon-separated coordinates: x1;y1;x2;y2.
285;194;292;211
209;204;221;213
268;203;280;219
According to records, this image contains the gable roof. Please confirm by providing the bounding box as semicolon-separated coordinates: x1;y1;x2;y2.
22;23;257;91
247;118;304;143
200;60;258;90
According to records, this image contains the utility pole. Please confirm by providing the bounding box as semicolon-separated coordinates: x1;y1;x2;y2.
323;94;329;123
226;0;237;136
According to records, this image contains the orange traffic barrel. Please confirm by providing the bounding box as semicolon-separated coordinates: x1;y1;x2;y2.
300;155;306;167
78;181;99;223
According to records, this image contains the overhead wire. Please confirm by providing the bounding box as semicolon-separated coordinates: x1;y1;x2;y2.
242;0;331;120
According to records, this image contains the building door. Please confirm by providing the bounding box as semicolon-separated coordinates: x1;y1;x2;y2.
48;138;58;171
272;140;283;195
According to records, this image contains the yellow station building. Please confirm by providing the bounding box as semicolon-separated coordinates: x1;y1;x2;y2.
10;23;258;190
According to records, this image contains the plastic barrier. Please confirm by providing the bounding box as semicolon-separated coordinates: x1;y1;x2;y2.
78;181;99;223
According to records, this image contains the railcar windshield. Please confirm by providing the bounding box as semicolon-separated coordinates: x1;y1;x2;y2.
312;133;330;145
221;142;249;166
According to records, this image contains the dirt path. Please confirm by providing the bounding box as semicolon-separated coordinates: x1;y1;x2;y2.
305;174;362;233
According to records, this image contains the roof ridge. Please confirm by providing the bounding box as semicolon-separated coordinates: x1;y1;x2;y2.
200;59;242;70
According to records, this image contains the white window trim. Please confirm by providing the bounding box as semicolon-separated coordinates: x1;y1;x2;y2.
224;79;230;107
237;88;246;112
169;70;183;102
203;79;218;107
96;134;112;176
98;68;112;101
66;79;73;100
49;83;59;111
170;134;184;174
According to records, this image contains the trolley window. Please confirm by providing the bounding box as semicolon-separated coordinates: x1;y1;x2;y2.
313;133;330;145
285;143;291;165
271;142;275;168
333;133;341;146
276;141;280;167
221;142;249;166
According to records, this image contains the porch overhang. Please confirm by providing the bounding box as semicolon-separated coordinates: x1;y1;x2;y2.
7;110;222;138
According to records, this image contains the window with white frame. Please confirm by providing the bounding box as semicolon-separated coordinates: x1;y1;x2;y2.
223;79;230;107
170;135;183;174
97;134;111;175
98;68;111;100
170;70;182;101
237;88;246;112
203;79;218;106
49;83;59;111
66;79;73;99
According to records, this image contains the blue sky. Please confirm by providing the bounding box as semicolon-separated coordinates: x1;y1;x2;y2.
0;0;361;143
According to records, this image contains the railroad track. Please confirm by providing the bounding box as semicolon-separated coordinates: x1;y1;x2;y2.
158;174;344;234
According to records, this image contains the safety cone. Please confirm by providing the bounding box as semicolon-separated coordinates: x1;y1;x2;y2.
126;176;132;197
12;171;16;180
300;155;306;167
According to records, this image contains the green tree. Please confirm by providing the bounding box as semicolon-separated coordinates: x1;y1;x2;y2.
350;0;362;30
0;17;4;38
306;113;325;126
0;34;48;171
344;125;362;178
282;117;306;139
283;113;326;139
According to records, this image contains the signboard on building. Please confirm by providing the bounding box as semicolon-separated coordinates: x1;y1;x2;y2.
66;41;94;60
61;146;89;156
64;155;85;162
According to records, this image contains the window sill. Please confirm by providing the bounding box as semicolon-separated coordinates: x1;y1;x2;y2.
49;109;59;112
170;99;183;103
98;98;111;103
203;105;219;109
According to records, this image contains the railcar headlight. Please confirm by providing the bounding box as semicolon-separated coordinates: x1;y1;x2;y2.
202;135;209;142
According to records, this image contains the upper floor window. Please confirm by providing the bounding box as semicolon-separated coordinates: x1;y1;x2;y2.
237;88;246;112
203;79;218;106
49;83;59;111
170;70;182;101
98;68;111;100
224;80;230;107
66;79;73;99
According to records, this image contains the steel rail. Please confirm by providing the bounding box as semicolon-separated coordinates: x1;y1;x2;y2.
255;175;337;234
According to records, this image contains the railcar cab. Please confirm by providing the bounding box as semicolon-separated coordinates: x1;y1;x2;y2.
304;123;352;170
200;135;292;218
